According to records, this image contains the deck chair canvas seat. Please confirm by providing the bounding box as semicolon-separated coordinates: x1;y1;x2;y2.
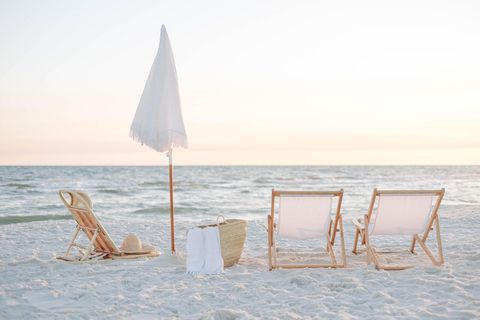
352;189;445;270
268;190;346;270
58;190;159;262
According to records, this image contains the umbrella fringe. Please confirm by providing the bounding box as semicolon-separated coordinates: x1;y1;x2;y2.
129;130;188;153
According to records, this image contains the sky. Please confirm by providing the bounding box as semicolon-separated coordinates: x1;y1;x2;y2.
1;0;479;165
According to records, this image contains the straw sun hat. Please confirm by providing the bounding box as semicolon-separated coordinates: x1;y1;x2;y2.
120;234;155;254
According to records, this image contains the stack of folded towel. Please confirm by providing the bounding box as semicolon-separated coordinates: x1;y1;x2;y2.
186;226;224;275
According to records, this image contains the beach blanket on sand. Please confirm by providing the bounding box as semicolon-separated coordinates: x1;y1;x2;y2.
186;226;224;275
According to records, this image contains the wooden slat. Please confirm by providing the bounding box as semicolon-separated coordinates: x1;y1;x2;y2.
83;212;113;253
273;190;343;197
376;189;444;195
71;208;96;243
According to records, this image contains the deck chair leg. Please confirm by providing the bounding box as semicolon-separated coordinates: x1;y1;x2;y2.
272;233;278;268
353;223;366;254
65;226;81;257
364;239;374;266
434;217;444;264
363;221;377;267
366;232;413;270
413;217;444;266
411;216;444;266
412;222;432;254
364;231;374;265
325;234;337;266
338;216;347;267
326;220;333;253
410;236;416;253
365;248;372;265
365;238;396;269
268;216;278;269
414;235;443;266
366;246;377;267
81;228;99;261
352;228;360;254
327;217;341;253
268;215;273;271
331;219;338;247
364;215;394;270
329;216;346;267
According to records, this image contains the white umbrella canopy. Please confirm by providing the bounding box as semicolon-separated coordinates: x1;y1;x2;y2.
130;25;188;253
130;25;188;151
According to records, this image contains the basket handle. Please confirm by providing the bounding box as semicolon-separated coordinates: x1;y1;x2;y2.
216;215;226;226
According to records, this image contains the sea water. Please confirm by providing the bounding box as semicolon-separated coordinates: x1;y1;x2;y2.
1;165;479;225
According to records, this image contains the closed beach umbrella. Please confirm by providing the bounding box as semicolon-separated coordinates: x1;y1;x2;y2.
130;25;188;253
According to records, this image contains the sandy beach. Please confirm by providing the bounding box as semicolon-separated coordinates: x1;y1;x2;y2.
1;203;479;319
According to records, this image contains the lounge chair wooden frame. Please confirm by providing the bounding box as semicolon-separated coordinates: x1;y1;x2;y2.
58;190;159;262
352;189;445;270
268;189;346;270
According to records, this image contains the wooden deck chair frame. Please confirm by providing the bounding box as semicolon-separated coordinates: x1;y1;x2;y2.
352;189;445;270
268;189;346;270
59;190;158;261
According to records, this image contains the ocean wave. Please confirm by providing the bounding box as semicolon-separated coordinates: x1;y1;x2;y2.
132;207;162;214
132;206;197;215
139;181;163;187
97;189;127;195
0;214;70;225
37;204;63;210
4;183;35;189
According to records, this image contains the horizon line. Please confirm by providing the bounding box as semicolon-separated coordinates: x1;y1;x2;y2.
1;164;479;167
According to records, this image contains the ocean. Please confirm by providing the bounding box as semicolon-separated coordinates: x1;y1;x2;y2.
1;165;479;225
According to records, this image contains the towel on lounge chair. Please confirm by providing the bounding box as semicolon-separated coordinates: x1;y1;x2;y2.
186;226;224;275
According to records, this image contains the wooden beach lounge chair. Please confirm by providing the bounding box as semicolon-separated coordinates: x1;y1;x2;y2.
352;189;445;270
268;189;346;270
58;190;159;262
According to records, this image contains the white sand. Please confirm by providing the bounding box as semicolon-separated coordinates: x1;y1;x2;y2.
1;206;479;319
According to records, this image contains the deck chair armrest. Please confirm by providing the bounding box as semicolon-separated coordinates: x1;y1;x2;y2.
352;216;364;230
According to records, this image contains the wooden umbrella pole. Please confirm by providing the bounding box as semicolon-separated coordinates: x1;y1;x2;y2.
168;149;175;254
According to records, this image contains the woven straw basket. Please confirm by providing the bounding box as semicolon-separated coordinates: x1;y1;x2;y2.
198;216;247;267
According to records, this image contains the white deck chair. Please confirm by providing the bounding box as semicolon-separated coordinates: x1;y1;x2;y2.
268;190;346;270
352;189;445;270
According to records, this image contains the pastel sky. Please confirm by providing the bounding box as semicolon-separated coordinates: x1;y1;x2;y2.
1;0;479;165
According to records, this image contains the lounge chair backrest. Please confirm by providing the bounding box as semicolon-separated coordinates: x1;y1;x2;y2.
370;192;437;236
59;190;121;254
277;194;333;239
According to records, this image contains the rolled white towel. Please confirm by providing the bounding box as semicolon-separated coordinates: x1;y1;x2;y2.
202;227;224;274
186;227;204;274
